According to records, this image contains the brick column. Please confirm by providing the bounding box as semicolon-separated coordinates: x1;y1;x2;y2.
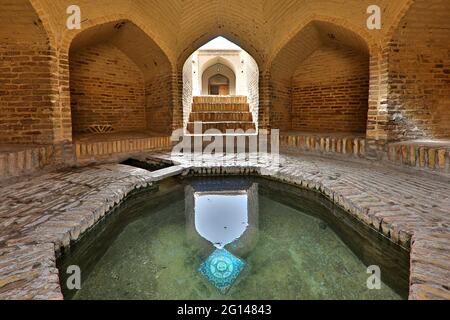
56;48;73;144
366;46;390;159
258;70;272;130
172;69;183;131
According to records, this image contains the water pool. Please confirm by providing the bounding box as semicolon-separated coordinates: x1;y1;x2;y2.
57;176;410;300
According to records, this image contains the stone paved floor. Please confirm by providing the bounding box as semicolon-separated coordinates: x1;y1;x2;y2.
0;151;449;300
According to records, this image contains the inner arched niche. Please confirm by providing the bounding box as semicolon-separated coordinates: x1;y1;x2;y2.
208;74;230;95
68;20;173;141
270;21;369;134
202;63;236;95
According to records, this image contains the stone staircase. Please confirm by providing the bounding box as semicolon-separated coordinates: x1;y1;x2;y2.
187;96;255;134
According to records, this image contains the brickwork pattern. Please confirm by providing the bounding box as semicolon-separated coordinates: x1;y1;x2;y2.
145;73;173;133
0;144;71;180
387;0;450;140
182;54;194;129
387;141;450;175
187;96;255;134
291;46;369;133
245;52;260;124
2;1;446;149
70;44;146;133
0;0;56;145
75;136;172;162
281;133;366;158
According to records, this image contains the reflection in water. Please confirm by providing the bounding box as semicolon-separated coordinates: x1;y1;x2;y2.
195;193;248;249
198;249;246;294
57;176;410;300
186;181;259;293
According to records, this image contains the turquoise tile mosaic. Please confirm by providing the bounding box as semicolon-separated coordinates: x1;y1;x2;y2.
198;249;246;293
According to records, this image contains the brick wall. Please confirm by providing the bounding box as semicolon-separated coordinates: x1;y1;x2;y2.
182;54;193;130
145;73;173;134
69;44;146;134
291;46;369;133
257;71;271;129
0;0;55;144
245;51;260;126
270;78;292;131
387;0;450;139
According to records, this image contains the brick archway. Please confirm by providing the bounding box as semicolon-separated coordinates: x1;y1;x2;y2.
28;0;57;50
0;0;58;145
179;37;261;132
384;0;450;140
268;15;376;70
56;16;175;143
269;19;370;134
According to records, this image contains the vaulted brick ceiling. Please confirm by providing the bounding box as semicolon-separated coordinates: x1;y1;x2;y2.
271;20;370;81
25;0;412;69
0;0;47;43
70;20;172;80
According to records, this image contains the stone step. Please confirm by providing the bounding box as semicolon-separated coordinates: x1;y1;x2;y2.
189;111;253;122
193;95;247;104
191;103;250;112
187;121;256;133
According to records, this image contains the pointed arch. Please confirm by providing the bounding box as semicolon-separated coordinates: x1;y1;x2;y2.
178;34;265;71
385;0;450;139
180;36;260;132
61;18;175;141
268;15;375;70
269;18;370;132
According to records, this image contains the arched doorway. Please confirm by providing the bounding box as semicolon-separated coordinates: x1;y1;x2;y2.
208;74;230;95
201;61;237;96
182;36;260;132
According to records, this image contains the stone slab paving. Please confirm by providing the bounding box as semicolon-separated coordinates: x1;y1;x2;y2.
0;152;449;300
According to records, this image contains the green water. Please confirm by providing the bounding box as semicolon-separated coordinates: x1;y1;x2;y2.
58;177;409;300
